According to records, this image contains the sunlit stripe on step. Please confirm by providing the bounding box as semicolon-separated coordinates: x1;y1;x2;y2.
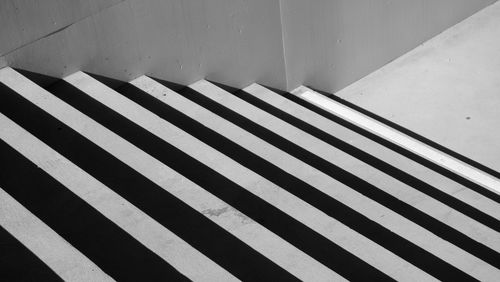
0;188;112;281
0;68;330;281
243;83;500;250
0;77;299;282
288;90;500;208
0;69;309;281
188;79;500;281
64;71;388;281
130;75;436;281
0;225;63;281
0;113;237;282
294;86;500;196
0;125;188;281
246;83;500;224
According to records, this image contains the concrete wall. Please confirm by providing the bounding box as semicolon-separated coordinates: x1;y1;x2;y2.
280;0;497;93
1;0;496;92
0;0;123;55
0;56;6;69
1;0;287;89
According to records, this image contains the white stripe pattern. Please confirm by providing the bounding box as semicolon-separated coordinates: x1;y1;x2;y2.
0;188;113;282
0;112;237;282
190;79;500;280
0;66;499;281
295;86;500;195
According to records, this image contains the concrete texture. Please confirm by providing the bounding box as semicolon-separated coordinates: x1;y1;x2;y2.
264;86;500;219
280;0;497;92
252;83;500;242
2;66;500;280
295;86;500;195
0;67;321;280
0;108;235;282
63;71;336;281
1;0;496;91
135;76;430;281
190;80;499;280
0;0;123;56
2;0;287;90
334;1;500;174
0;187;112;281
0;56;6;69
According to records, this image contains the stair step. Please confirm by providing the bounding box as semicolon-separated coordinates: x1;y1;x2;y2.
62;71;337;281
247;83;500;222
241;83;500;247
0;67;499;281
129;75;430;281
294;86;500;198
0;109;234;282
186;79;498;280
0;182;110;281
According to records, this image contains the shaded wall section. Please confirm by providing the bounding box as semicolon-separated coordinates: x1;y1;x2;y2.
0;0;124;56
1;0;287;89
1;0;496;91
280;0;497;93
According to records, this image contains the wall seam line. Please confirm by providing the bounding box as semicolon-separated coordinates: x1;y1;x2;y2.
278;0;290;91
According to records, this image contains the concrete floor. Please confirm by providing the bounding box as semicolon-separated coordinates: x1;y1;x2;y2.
335;1;500;173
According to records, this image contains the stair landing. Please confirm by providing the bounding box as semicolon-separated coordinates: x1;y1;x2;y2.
333;0;500;173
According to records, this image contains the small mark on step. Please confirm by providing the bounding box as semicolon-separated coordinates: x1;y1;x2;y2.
202;207;229;217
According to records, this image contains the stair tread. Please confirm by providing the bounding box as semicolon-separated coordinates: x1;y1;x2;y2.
0;67;499;281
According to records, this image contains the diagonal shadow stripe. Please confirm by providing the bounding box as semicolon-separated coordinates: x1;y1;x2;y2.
236;87;500;233
0;140;188;281
0;225;63;281
141;78;476;281
0;82;297;282
286;88;500;204
160;79;495;278
70;77;391;281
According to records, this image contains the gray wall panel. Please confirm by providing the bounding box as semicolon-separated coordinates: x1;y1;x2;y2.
1;0;495;91
0;0;123;56
280;0;497;92
3;0;286;89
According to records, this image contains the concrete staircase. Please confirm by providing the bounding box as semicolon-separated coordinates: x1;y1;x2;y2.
1;67;499;281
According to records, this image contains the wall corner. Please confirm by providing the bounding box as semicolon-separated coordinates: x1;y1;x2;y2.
0;56;7;69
